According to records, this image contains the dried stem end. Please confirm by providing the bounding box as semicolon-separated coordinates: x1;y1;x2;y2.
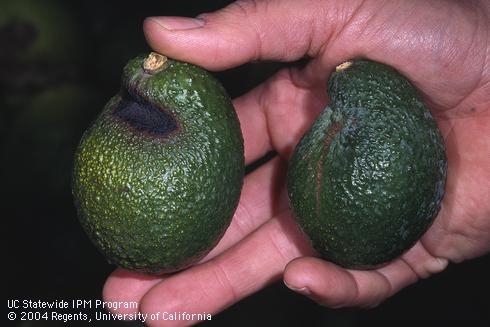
143;52;168;74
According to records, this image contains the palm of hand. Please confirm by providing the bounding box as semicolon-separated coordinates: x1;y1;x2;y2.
103;0;490;323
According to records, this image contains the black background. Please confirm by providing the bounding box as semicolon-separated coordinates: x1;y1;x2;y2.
2;0;488;326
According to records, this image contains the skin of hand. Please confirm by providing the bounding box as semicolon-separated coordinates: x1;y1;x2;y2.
103;0;490;325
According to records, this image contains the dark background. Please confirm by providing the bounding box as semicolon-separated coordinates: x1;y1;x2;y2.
2;0;488;326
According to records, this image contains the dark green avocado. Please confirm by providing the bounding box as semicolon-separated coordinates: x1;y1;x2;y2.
72;53;244;274
287;60;446;269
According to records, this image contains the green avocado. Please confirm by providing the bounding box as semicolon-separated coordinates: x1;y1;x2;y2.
287;60;446;269
72;53;244;274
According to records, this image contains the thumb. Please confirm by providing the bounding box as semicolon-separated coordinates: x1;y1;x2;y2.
143;0;352;70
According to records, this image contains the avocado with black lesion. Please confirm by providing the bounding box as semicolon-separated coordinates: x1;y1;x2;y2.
72;54;244;274
287;60;447;269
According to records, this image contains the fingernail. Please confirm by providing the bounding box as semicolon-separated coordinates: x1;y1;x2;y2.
148;16;205;31
284;281;311;296
427;257;449;274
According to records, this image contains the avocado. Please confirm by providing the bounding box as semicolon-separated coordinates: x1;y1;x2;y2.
287;60;446;269
72;53;244;274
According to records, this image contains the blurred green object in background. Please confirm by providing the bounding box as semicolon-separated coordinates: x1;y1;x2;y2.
3;84;100;200
0;0;90;139
0;0;86;66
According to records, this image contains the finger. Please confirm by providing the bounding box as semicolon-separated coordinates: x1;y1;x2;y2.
283;257;415;308
202;156;288;260
283;241;449;308
103;157;288;312
143;0;352;70
422;115;490;261
102;269;163;315
139;211;314;327
233;86;272;164
399;241;448;278
234;67;328;161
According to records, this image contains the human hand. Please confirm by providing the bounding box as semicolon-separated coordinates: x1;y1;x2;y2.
103;0;490;325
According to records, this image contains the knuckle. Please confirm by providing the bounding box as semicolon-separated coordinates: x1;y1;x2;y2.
229;0;260;17
231;202;255;237
212;262;239;303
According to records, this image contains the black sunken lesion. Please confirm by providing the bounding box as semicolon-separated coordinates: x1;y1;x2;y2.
113;97;179;136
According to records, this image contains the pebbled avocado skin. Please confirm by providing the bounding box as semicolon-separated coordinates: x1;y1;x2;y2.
287;60;447;269
72;55;244;274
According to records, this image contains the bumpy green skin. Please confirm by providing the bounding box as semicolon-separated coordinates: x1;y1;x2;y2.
72;55;244;274
287;60;446;269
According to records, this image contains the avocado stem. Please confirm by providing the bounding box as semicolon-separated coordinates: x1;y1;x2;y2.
143;52;168;74
335;61;353;72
